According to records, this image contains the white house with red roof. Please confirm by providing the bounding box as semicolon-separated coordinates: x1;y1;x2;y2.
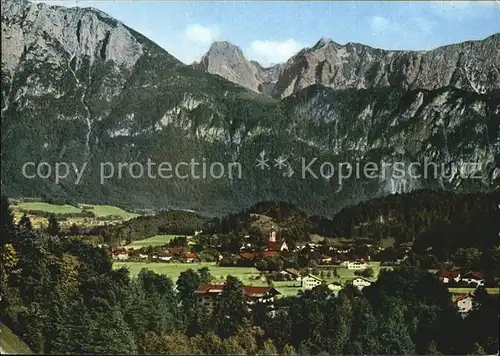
156;252;173;261
437;270;461;284
195;284;281;312
111;249;129;260
185;252;197;263
461;272;485;286
454;294;474;314
347;260;368;270
319;254;333;264
301;274;324;290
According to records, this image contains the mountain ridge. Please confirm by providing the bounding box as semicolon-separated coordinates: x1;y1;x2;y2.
198;33;500;97
2;0;499;216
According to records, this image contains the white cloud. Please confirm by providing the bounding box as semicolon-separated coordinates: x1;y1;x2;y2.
183;24;220;45
370;16;390;32
247;39;303;67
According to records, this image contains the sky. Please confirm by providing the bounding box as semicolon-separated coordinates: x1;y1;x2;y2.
40;1;500;66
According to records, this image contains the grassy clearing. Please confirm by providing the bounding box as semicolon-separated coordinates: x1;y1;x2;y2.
319;262;388;284
379;237;396;248
448;287;499;295
80;204;139;220
0;323;32;354
113;262;258;282
11;201;140;228
113;261;389;298
16;202;81;214
124;235;180;249
114;261;304;297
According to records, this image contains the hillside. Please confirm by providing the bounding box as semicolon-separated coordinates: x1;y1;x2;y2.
1;0;499;217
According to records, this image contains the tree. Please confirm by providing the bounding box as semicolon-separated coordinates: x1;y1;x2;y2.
213;276;249;338
69;223;80;235
47;214;60;236
141;331;198;354
282;344;297;355
260;339;278;355
255;259;269;272
0;243;18;283
451;248;483;271
1;195;15;244
426;340;442;355
361;267;374;278
177;269;201;302
198;266;212;283
469;342;486;355
376;302;415;355
18;213;33;232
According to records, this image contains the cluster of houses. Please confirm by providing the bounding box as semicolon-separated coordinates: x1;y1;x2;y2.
278;267;374;293
193;273;376;314
238;228;374;269
195;283;281;313
437;270;485;287
436;270;488;316
111;247;198;263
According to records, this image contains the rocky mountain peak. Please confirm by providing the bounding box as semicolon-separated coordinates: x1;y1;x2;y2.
206;41;245;59
312;37;340;49
197;40;280;92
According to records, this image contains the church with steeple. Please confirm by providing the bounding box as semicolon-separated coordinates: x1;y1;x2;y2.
266;225;288;252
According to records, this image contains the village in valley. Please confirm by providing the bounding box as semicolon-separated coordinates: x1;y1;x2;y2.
9;197;498;319
3;191;499;355
110;222;493;316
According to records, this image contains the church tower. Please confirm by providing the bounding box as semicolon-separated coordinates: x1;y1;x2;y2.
269;225;277;242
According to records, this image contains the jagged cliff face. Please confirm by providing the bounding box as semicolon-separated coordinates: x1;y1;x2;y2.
2;0;499;216
198;35;500;98
273;36;500;98
195;41;283;94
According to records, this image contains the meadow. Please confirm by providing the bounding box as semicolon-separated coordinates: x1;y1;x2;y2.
11;201;139;228
112;261;390;297
79;204;139;220
124;235;180;249
448;287;499;296
15;201;81;214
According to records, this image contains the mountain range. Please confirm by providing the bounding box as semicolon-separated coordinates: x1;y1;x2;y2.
1;0;499;216
196;35;500;98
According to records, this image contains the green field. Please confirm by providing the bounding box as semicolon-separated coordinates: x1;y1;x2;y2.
11;201;140;228
114;261;305;297
124;235;181;249
113;262;258;282
317;262;387;284
448;287;499;295
0;323;32;354
14;201;138;219
16;201;82;214
113;261;389;297
80;204;139;220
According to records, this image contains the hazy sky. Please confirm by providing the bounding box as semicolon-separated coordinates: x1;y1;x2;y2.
40;1;500;66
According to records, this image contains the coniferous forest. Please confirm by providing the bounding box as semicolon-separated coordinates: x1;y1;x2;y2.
1;193;498;355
